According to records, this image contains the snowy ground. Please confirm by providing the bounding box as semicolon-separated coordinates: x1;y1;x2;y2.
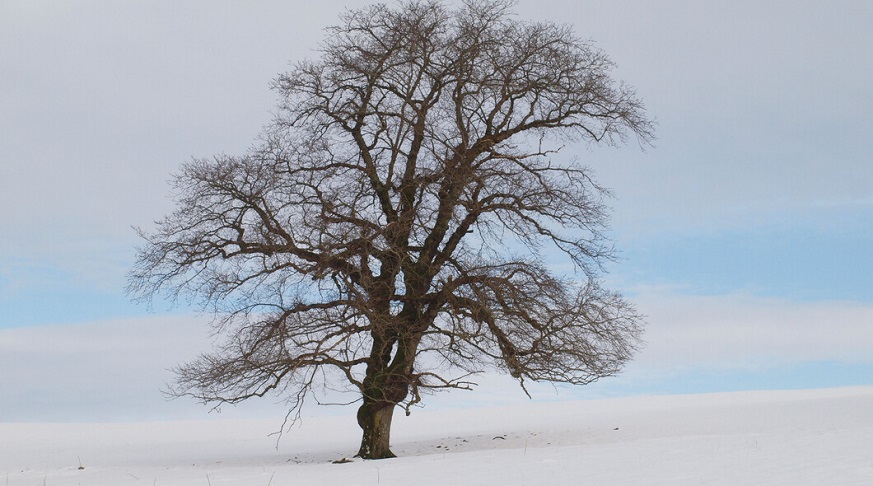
3;387;872;485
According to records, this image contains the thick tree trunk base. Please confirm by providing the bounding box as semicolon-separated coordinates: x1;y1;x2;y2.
356;402;396;459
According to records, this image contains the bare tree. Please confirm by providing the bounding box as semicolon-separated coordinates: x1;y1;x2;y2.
128;0;653;459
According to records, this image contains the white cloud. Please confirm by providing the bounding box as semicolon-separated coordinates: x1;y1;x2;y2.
0;315;215;421
631;287;873;368
3;288;871;421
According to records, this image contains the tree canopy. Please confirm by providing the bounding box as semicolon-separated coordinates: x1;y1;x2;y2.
129;0;653;459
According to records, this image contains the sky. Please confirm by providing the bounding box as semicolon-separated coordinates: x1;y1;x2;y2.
1;0;872;421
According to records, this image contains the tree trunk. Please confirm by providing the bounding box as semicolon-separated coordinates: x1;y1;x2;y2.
356;400;397;459
356;324;423;459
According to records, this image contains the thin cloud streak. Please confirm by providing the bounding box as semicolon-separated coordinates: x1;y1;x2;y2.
632;287;873;367
2;291;871;421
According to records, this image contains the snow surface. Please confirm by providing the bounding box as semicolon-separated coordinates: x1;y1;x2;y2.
3;387;872;485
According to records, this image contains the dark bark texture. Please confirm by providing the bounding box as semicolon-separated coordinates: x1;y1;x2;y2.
128;0;652;459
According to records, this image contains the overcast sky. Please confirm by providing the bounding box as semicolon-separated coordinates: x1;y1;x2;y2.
2;0;872;421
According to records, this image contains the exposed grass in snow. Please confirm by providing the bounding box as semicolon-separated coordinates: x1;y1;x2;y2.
2;387;872;485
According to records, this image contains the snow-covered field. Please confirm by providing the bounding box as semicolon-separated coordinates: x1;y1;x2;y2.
3;387;871;485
